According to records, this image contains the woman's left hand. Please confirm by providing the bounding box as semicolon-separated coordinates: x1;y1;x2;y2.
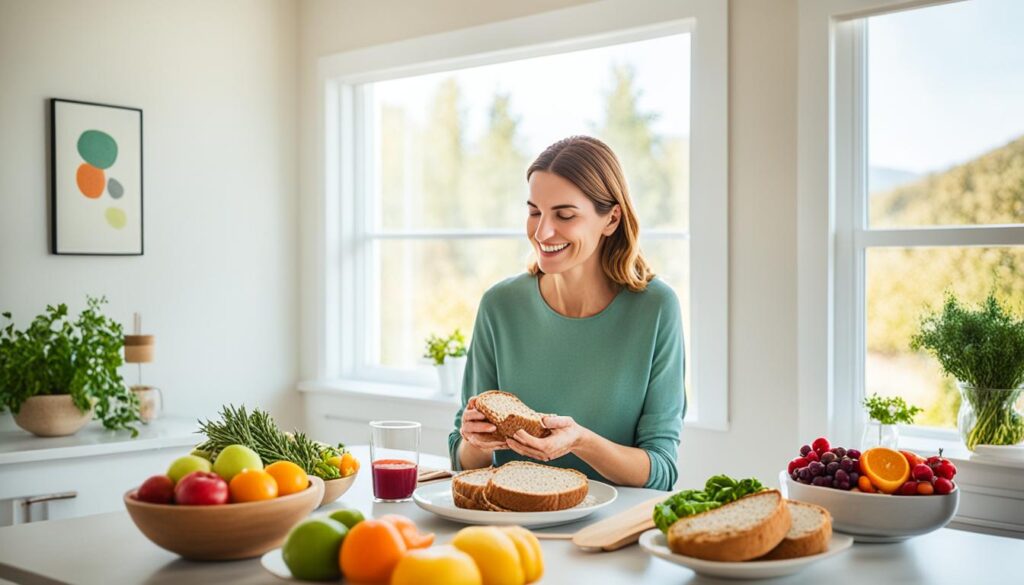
506;415;587;462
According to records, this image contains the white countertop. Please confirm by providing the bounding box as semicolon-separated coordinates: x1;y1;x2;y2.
1;446;1021;584
0;415;200;465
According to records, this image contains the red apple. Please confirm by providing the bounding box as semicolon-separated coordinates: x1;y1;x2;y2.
136;475;175;504
174;471;229;505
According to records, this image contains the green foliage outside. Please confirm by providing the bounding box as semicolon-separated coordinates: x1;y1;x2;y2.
0;296;140;435
867;136;1024;428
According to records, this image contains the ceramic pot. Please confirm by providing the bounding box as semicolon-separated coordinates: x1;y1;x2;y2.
13;395;92;437
435;355;467;396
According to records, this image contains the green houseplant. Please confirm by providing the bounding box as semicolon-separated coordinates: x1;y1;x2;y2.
910;292;1024;450
0;296;140;437
861;393;922;450
424;329;467;395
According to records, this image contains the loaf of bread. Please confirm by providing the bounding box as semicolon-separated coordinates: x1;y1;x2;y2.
451;461;589;513
667;490;791;562
473;391;550;442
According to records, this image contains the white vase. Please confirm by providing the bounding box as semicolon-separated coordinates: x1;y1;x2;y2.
860;420;900;451
436;355;467;396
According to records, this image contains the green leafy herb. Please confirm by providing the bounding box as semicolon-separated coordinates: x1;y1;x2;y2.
862;393;922;425
653;475;766;533
423;329;467;365
0;297;140;435
195;404;345;480
911;292;1024;448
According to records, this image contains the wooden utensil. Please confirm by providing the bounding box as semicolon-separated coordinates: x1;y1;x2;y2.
571;495;665;551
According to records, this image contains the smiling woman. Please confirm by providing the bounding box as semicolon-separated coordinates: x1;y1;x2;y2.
449;136;686;490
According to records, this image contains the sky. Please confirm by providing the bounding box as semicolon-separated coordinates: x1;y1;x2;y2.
373;33;691;157
868;0;1024;175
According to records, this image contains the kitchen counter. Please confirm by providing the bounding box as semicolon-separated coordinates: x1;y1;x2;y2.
0;446;1020;584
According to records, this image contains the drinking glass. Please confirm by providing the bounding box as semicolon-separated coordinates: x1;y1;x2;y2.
369;420;421;502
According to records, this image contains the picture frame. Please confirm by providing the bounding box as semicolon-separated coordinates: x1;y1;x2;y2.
50;98;144;255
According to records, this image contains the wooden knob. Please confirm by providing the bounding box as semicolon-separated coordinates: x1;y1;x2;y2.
124;335;155;363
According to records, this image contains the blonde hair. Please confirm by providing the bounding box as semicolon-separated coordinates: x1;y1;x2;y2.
526;135;654;292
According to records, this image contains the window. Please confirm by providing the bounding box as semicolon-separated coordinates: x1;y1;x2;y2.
313;0;728;430
817;0;1024;444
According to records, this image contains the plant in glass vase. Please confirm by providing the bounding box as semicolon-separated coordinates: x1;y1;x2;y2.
861;393;921;450
423;329;467;396
911;292;1024;450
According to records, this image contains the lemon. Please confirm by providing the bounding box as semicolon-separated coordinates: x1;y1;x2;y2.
391;545;482;585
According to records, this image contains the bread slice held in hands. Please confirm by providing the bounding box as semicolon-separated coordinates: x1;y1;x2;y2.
474;390;551;442
759;500;832;560
485;461;589;512
667;489;791;562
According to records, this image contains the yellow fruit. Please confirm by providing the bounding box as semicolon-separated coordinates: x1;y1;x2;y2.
340;452;359;476
451;526;524;585
390;545;482;585
499;526;543;583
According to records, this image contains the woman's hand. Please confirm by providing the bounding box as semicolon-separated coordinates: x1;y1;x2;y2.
506;415;587;462
459;396;508;453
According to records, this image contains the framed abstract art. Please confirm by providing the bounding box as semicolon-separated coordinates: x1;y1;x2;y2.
50;98;143;255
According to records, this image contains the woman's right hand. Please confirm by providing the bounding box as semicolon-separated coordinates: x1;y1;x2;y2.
459;396;508;453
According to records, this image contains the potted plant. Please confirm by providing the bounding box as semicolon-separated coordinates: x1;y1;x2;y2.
861;393;922;450
423;329;468;396
911;292;1024;450
0;296;140;437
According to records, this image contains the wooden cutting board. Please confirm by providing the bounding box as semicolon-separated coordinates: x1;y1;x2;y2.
571;495;666;551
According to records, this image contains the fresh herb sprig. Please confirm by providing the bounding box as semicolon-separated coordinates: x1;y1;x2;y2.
911;292;1024;448
862;393;922;425
195;404;344;480
653;475;766;533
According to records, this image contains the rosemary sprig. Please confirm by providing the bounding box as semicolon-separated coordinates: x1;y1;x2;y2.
195;404;344;480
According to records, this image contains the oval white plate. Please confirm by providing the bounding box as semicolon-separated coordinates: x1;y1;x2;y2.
413;479;617;529
260;548;296;582
639;529;853;580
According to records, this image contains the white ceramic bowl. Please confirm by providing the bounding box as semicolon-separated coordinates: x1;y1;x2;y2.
779;470;959;542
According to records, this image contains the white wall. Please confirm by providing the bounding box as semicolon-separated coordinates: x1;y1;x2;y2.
297;0;802;487
0;0;302;428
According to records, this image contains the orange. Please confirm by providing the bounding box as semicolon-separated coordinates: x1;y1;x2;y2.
229;469;278;502
265;461;308;496
860;447;910;494
340;452;360;476
857;474;876;493
340;518;407;583
379;514;435;549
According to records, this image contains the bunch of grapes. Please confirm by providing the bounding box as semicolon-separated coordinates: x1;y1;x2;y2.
787;437;860;491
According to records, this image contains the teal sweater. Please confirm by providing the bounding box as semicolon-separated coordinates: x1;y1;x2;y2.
447;273;686;491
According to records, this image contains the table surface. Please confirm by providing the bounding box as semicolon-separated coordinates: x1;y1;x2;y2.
0;446;1020;585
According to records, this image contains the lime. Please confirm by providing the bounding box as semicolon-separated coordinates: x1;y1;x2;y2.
282;518;348;580
329;508;365;529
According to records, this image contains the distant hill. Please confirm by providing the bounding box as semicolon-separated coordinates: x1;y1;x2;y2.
869;166;921;195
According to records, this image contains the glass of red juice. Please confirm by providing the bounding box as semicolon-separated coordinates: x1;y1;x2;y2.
369;420;421;502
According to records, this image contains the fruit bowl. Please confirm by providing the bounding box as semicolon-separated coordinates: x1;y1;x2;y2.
319;471;358;507
124;476;324;560
779;471;959;542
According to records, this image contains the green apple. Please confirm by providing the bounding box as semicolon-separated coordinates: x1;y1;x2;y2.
329;508;365;529
167;455;212;483
282;518;348;580
212;444;263;482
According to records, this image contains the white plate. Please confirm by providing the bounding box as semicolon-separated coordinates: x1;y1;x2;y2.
260;548;296;582
639;529;853;580
413;479;617;529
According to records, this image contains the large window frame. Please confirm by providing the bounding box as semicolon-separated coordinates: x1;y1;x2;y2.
798;0;1024;447
310;0;729;430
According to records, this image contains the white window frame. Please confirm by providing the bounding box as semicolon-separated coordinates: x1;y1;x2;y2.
798;0;1024;448
308;0;729;431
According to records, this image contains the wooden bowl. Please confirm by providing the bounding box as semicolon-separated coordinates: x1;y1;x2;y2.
319;471;358;507
124;476;324;560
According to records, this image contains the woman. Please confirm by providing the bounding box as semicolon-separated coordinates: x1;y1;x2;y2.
447;135;685;490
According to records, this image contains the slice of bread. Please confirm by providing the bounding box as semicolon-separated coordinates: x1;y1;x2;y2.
451;467;494;510
474;390;550;442
667;490;791;562
760;500;832;560
484;461;588;512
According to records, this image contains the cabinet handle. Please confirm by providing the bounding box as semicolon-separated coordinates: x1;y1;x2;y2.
22;491;78;523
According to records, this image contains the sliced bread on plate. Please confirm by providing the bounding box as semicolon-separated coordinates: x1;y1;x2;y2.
451;467;495;510
485;461;588;512
667;489;791;562
760;500;832;560
474;390;551;442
